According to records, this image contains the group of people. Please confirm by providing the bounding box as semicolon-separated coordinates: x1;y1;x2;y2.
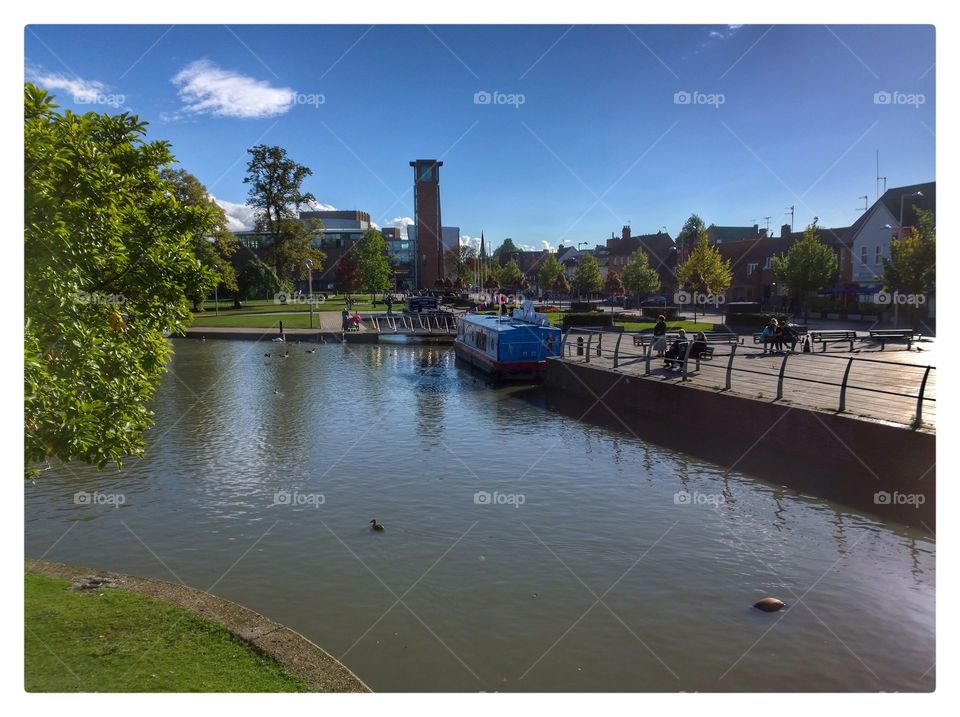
341;308;362;331
651;316;709;368
759;318;801;354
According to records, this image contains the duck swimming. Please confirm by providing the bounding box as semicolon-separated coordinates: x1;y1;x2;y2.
369;519;386;532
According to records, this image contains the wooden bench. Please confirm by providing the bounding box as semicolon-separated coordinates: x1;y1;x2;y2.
868;329;916;350
664;342;714;371
633;332;679;347
809;330;857;352
701;332;740;345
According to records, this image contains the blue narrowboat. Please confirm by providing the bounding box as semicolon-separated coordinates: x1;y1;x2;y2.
454;302;562;379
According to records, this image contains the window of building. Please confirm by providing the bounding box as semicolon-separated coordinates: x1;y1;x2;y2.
861;246;868;265
875;245;882;265
763;257;773;270
747;262;759;275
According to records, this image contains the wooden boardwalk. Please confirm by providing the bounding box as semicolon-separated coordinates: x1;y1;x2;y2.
562;335;936;431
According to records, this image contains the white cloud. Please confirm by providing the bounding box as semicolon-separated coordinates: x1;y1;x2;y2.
213;197;257;231
171;60;296;119
385;216;415;239
26;66;125;108
302;199;338;212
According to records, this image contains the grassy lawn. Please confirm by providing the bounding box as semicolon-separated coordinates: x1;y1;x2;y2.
198;294;394;314
191;313;313;329
24;573;309;692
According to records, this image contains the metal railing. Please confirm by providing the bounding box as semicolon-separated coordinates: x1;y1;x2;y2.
368;312;458;335
560;328;936;426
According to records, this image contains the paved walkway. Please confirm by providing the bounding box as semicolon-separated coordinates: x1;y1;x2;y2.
564;334;936;431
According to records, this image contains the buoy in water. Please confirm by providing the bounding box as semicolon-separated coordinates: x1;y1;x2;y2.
753;597;787;612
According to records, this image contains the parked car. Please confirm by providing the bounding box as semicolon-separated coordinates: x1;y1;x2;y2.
602;296;625;306
640;295;667;306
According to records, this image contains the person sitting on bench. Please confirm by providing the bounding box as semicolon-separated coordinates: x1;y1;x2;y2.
664;329;688;368
759;321;774;354
689;331;709;359
781;323;799;352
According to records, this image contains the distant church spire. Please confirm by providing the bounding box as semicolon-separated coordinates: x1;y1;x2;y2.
479;231;486;259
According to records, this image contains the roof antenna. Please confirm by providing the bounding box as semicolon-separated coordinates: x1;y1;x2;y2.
857;195;868;213
785;205;795;232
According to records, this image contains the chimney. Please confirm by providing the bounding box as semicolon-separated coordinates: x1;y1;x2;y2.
752;224;760;237
781;224;791;239
622;225;631;241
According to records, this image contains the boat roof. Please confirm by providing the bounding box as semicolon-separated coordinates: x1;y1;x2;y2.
460;313;559;333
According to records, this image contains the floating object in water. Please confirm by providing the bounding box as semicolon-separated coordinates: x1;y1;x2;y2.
306;348;317;354
369;519;386;532
272;337;285;342
753;597;786;612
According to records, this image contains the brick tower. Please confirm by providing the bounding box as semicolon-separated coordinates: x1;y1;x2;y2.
410;159;444;289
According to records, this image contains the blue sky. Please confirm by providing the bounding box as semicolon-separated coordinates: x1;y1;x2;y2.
25;24;935;251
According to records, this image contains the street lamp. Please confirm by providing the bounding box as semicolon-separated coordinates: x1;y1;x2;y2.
305;258;314;329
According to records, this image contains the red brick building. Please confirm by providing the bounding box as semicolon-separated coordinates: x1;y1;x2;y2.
410;159;444;289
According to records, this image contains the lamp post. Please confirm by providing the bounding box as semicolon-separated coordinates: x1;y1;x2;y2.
305;258;314;329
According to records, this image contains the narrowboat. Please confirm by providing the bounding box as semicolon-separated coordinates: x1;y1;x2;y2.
454;302;562;380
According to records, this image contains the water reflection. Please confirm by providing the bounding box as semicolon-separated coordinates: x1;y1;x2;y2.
25;340;935;692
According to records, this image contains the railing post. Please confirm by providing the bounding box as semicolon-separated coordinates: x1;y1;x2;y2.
915;365;932;426
644;340;652;376
561;328;571;357
724;344;737;390
681;339;693;382
586;331;593;363
838;357;854;412
613;332;624;369
776;352;791;400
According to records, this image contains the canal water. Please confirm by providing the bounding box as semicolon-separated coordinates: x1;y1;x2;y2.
25;340;935;692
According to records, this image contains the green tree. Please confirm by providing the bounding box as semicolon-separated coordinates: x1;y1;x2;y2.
676;231;733;319
24;84;218;475
572;253;602;297
537;253;563;295
356;228;392;301
882;207;935;329
242;145;324;280
236;256;285;302
161;168;238;311
772;223;837;320
621;249;661;300
499;259;525;292
604;270;624;296
493;237;520;260
677;213;706;257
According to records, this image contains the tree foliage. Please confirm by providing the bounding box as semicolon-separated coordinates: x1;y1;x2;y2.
677;213;706;255
356;228;392;298
160;168;238;310
676;231;733;296
333;248;363;295
24;83;218;475
444;244;476;285
621;249;661;297
236;256;285;302
242;145;324;280
883;207;935;295
499;259;525;291
772;223;837;311
537;253;563;293
572;253;602;295
493;237;519;259
604;270;624;296
553;271;572;295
